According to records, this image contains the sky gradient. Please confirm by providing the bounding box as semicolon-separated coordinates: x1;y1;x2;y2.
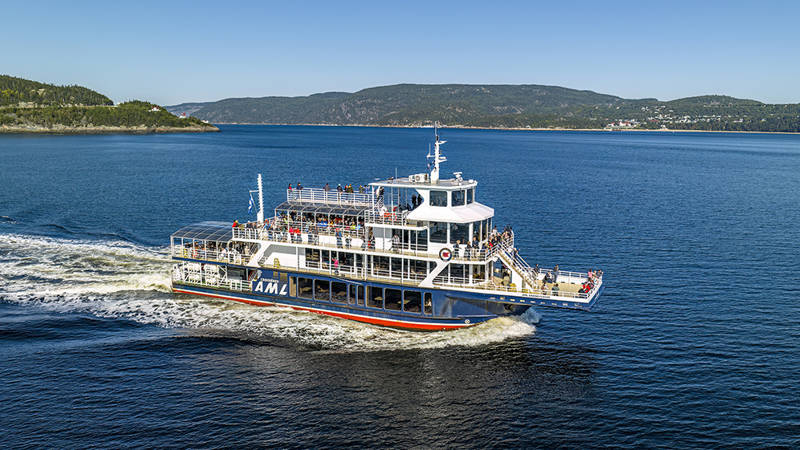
3;1;799;105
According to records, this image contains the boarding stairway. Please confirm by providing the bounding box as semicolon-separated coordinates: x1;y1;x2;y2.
494;239;540;290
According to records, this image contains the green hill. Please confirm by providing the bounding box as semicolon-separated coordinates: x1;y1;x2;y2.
167;84;800;132
0;75;218;133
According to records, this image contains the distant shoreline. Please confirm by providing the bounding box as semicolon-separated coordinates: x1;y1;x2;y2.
211;122;800;135
0;124;220;134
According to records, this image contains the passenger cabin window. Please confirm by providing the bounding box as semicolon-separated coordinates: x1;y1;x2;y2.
385;288;402;310
331;281;347;303
298;277;313;299
424;293;433;314
430;190;447;207
430;222;448;244
367;286;383;308
452;190;465;206
404;291;422;313
349;285;363;305
467;188;474;204
314;279;330;301
450;222;469;245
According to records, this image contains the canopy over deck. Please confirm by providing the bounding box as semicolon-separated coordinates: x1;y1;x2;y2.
171;221;233;242
274;201;369;217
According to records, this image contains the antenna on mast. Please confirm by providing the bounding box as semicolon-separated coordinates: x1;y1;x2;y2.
428;121;447;183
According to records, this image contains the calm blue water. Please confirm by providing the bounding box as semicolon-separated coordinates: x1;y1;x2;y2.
1;126;799;447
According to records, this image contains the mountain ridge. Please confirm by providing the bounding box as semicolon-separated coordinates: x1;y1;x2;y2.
166;83;795;132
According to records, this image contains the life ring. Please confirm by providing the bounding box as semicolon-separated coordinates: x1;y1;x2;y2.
439;248;452;261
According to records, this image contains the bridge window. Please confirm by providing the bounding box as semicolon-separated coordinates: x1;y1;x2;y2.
430;222;448;243
314;279;330;301
450;222;469;244
467;188;474;204
298;277;313;299
332;281;347;303
452;190;465;206
367;286;383;308
430;190;447;207
404;290;421;312
424;293;433;314
385;288;402;310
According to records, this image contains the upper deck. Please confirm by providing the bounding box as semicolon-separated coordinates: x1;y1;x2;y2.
287;187;377;207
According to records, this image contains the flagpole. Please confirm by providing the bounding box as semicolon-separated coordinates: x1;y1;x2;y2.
257;174;264;223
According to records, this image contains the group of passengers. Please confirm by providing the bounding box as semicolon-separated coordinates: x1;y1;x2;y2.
579;268;603;294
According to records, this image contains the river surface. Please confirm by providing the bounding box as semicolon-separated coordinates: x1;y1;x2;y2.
1;126;799;448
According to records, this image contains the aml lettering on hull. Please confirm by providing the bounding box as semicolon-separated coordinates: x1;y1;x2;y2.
252;279;288;296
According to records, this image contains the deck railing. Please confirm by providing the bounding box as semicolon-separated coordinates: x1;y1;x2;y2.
287;188;375;206
364;209;410;226
173;267;251;293
172;246;251;265
433;275;593;300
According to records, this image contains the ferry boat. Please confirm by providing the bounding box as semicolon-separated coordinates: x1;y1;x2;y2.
170;129;604;331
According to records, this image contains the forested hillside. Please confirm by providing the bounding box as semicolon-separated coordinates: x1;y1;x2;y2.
0;75;112;107
0;76;217;133
167;84;800;132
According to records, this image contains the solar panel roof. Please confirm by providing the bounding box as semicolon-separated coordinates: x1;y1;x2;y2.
171;221;233;242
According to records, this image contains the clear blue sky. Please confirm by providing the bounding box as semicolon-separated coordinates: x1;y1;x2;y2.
3;1;799;105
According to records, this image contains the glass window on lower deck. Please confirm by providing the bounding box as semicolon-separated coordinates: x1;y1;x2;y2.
348;285;362;305
331;281;347;303
472;264;486;283
373;256;389;276
450;264;466;283
403;290;421;312
305;248;320;268
390;258;402;278
450;222;469;245
314;279;330;301
298;277;313;299
424;292;433;314
409;259;427;280
367;286;383;308
290;277;297;297
385;288;401;310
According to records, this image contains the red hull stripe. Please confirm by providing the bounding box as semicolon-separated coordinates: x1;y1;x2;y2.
173;288;471;331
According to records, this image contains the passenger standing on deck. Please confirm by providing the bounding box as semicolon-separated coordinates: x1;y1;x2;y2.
324;183;330;192
392;233;400;252
553;264;559;283
297;182;303;190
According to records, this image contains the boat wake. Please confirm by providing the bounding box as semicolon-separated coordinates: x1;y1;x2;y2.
0;233;537;350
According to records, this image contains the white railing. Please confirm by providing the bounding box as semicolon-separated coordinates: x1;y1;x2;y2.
364;209;410;226
172;247;249;265
232;227;262;240
173;269;251;293
369;267;427;282
287;188;375;206
433;275;591;300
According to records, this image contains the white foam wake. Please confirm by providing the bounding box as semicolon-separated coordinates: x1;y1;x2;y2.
0;233;536;350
